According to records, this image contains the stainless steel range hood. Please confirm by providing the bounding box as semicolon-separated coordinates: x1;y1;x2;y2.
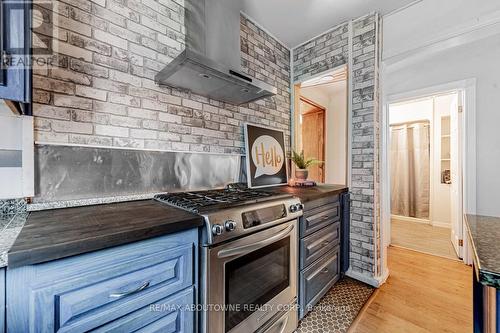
154;0;277;105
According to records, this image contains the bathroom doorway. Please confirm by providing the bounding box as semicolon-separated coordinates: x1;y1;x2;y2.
387;92;462;260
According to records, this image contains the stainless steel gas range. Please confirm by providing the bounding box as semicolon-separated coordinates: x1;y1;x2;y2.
155;184;304;333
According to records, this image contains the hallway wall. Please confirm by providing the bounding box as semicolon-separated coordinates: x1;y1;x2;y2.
382;0;500;216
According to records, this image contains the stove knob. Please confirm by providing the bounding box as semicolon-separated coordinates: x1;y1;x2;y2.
212;224;224;236
225;220;237;231
289;205;298;213
297;204;304;211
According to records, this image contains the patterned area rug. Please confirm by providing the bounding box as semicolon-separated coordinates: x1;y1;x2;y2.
296;277;375;333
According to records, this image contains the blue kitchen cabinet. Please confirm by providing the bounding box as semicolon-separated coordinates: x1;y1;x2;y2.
298;192;349;319
0;0;31;104
6;228;198;332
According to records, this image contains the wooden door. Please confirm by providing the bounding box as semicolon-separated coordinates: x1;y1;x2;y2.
301;98;325;182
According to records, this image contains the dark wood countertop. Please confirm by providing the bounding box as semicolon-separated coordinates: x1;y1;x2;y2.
465;214;500;288
8;200;204;268
8;184;348;268
266;184;349;202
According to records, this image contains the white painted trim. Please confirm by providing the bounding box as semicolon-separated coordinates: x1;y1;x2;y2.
35;141;246;156
432;220;451;229
376;266;390;286
386;79;473;104
379;65;391;286
380;79;477;271
383;0;423;18
240;11;291;50
22;116;34;197
391;214;430;225
347;20;353;189
384;10;500;65
372;12;381;278
462;81;477;214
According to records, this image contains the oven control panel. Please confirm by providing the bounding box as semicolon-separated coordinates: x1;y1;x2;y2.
203;197;304;245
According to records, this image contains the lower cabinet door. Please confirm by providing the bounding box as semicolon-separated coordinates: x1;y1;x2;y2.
299;247;340;319
6;229;198;333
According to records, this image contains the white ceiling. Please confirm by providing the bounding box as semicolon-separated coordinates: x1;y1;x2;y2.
242;0;417;48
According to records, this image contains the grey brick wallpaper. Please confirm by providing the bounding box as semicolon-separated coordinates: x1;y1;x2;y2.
32;1;291;154
350;14;380;277
293;24;349;82
293;14;380;279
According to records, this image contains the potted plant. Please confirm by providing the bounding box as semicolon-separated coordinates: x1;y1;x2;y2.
291;150;323;180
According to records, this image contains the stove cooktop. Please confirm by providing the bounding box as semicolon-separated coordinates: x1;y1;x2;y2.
154;184;290;213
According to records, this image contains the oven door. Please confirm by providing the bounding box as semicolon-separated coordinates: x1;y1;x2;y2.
202;219;298;333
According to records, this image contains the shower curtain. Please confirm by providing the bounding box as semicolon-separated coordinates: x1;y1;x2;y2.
390;121;430;219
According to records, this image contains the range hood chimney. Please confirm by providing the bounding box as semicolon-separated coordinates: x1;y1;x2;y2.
154;0;277;105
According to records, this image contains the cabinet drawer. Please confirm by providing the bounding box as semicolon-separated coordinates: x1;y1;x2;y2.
300;222;340;269
299;247;340;318
303;195;339;213
301;201;340;236
92;287;194;333
7;229;198;333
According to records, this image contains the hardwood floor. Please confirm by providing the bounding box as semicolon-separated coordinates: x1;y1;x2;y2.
350;247;472;333
391;218;459;260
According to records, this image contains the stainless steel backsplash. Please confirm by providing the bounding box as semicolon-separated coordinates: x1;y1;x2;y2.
34;144;244;203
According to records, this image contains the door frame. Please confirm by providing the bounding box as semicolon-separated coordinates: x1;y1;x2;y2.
299;96;326;182
380;79;477;278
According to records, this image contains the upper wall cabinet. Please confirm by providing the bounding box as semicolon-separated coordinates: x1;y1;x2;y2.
0;0;31;105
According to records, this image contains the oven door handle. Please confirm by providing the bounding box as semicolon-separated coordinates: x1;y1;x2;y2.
217;224;294;259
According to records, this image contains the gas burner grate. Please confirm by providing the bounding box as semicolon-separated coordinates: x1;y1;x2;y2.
154;188;276;213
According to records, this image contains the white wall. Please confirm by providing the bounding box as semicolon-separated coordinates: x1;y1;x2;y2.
0;101;34;199
389;99;433;124
301;81;347;185
383;0;500;216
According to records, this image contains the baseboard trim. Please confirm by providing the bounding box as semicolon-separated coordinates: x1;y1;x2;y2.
431;220;451;228
390;244;460;262
391;214;430;224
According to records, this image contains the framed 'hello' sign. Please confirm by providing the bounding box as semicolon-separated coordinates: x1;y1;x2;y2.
244;123;288;188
